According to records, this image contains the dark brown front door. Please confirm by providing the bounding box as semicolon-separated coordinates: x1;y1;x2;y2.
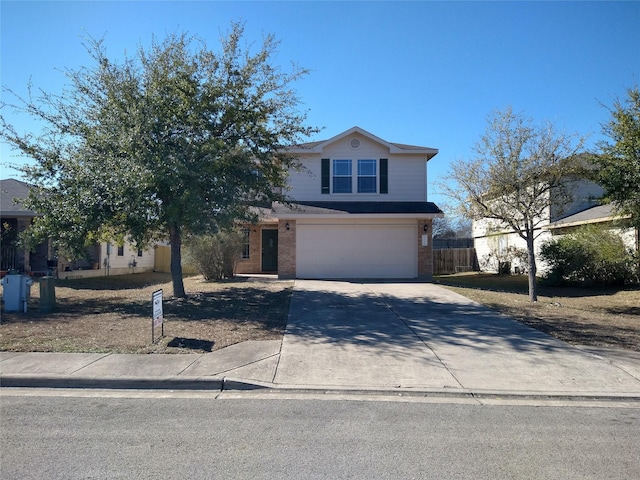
261;229;278;272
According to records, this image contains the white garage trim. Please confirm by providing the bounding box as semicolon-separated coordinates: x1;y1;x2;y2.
296;222;417;279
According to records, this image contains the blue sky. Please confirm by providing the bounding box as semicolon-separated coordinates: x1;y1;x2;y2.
1;1;639;209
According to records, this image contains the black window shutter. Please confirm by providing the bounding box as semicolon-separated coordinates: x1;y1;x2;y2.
380;159;388;194
321;158;330;194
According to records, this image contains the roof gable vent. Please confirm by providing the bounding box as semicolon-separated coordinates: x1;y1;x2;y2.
349;137;361;149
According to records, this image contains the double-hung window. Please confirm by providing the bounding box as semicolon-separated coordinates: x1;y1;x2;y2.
241;228;250;259
357;159;377;193
332;160;352;193
324;158;383;194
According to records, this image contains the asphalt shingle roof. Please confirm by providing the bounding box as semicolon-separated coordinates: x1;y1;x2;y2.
0;178;37;217
273;201;443;216
547;204;627;229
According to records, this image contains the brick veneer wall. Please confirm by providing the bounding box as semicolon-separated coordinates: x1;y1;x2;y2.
235;224;278;275
418;219;434;280
278;219;296;279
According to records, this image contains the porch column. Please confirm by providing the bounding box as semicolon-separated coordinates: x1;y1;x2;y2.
417;219;434;280
278;219;296;279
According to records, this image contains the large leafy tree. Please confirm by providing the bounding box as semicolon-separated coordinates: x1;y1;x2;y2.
1;23;318;297
596;86;640;251
440;107;585;302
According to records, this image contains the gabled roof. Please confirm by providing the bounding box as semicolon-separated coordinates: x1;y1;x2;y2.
287;126;439;159
0;178;37;217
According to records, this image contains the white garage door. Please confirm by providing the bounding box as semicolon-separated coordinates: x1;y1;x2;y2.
296;224;417;279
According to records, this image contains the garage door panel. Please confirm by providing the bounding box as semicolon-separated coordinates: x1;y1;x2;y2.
296;224;417;279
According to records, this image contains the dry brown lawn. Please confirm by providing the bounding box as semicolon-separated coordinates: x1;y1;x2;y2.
435;273;640;352
1;272;638;354
0;273;293;354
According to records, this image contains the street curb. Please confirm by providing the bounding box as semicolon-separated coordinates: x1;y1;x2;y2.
3;375;640;403
226;387;640;403
0;375;224;391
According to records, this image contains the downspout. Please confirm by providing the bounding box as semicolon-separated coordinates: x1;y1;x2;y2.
425;156;429;201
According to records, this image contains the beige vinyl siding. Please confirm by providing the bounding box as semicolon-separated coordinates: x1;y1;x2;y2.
101;243;155;270
287;133;428;202
285;153;321;198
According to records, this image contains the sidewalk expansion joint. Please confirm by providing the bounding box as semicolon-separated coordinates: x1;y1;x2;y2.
69;352;113;376
364;285;466;390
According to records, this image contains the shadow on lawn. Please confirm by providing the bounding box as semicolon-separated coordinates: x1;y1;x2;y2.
55;272;175;291
54;272;238;291
167;337;215;352
2;285;292;336
164;287;291;326
500;306;640;351
434;273;636;299
605;305;640;316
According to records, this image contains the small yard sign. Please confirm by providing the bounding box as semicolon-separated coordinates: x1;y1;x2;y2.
152;289;164;343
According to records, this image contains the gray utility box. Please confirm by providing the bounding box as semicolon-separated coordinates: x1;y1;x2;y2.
1;273;33;312
39;276;56;313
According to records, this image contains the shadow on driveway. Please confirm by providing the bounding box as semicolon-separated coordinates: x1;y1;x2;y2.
285;280;568;356
275;280;640;392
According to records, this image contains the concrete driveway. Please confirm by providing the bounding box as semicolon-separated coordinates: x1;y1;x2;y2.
274;280;640;394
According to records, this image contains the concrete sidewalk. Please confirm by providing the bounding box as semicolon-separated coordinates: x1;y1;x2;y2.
2;280;640;400
0;340;281;390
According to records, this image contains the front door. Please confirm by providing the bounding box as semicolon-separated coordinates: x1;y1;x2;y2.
261;229;278;272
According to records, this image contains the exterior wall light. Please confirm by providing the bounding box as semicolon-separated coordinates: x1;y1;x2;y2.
286;222;290;230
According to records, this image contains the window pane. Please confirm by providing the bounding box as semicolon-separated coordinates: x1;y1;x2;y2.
333;160;352;193
357;159;376;193
358;159;376;176
241;228;250;259
333;177;352;193
333;160;351;175
358;177;377;193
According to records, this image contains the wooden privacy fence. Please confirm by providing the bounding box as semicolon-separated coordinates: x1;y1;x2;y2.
433;248;479;275
153;246;199;275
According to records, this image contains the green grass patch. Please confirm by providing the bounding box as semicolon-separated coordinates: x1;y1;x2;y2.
435;272;530;293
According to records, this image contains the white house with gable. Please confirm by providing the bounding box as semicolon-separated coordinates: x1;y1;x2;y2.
235;126;443;280
472;175;636;273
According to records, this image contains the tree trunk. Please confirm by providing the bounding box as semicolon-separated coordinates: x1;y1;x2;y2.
526;231;538;302
636;226;640;279
169;223;186;298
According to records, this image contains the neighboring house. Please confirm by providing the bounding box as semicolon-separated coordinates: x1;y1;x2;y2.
472;176;636;273
57;241;156;280
544;203;637;249
235;126;443;280
0;178;155;279
1;178;48;274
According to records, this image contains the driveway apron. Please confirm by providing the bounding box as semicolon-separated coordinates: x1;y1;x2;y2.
274;280;640;394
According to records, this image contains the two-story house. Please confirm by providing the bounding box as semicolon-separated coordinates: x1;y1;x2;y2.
472;174;636;273
235;126;443;280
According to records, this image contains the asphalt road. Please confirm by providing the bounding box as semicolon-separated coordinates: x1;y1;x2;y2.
2;392;639;479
